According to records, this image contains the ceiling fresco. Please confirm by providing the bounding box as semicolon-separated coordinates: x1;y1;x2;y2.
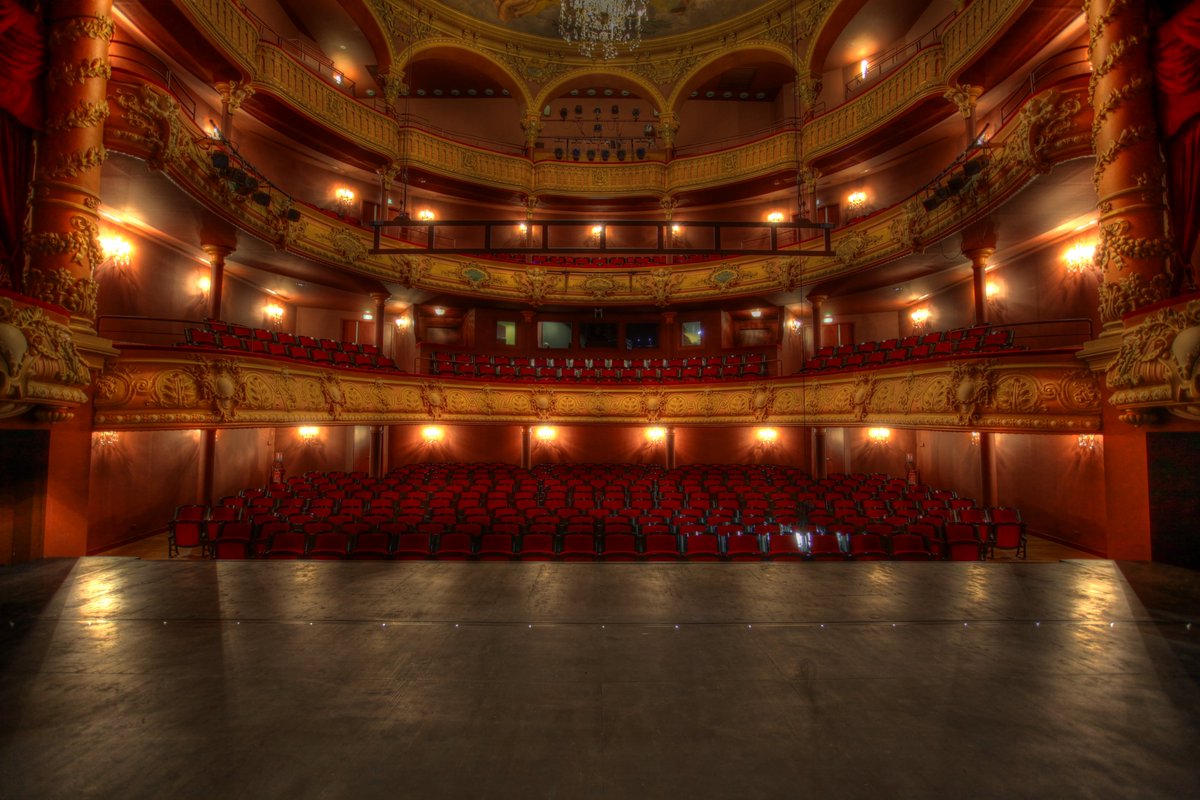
433;1;765;40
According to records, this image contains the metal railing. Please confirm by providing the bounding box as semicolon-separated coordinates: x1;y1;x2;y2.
97;315;199;347
109;39;198;122
844;11;957;99
998;46;1091;124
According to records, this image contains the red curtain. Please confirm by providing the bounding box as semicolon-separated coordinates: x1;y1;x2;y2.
1155;0;1200;283
0;1;44;290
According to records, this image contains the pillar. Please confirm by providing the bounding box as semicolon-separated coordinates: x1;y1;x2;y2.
201;244;231;321
25;0;114;341
812;427;827;480
377;164;398;221
520;309;536;357
978;432;994;508
966;248;993;325
661;311;677;357
808;295;827;353
521;112;542;156
201;429;217;505
214;81;254;142
657;113;679;158
368;293;389;476
1088;0;1174;330
521;425;532;469
944;84;983;143
665;427;676;470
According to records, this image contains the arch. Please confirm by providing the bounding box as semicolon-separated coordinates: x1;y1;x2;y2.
804;0;872;77
400;40;535;110
532;68;668;116
337;0;397;77
667;42;798;116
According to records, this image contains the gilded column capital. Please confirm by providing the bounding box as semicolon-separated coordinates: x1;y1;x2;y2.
944;84;984;119
520;112;543;150
656;113;679;150
659;196;677;220
215;81;255;113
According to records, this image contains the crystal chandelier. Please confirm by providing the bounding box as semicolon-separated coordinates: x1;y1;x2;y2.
559;0;648;60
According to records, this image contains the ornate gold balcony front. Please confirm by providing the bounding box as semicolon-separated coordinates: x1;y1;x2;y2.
94;347;1101;433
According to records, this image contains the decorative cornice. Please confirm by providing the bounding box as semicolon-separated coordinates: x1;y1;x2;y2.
0;295;92;420
93;348;1101;432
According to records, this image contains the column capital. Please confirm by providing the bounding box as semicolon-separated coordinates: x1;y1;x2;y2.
201;244;234;263
214;81;255;113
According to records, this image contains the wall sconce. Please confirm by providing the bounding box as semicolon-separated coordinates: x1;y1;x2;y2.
787;317;803;335
970;431;981;447
422;425;445;444
847;191;867;212
433;306;446;317
985;280;1001;301
750;309;763;319
395;315;409;330
333;187;356;214
1065;243;1097;274
867;427;891;445
645;426;667;445
518;222;528;234
671;225;682;235
766;211;784;223
910;307;931;330
98;235;133;270
196;274;212;296
1077;433;1100;452
860;59;869;80
417;209;436;221
535;425;557;443
755;427;779;447
297;426;321;446
264;303;284;326
92;430;119;449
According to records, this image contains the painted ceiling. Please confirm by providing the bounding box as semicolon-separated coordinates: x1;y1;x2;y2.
433;1;768;40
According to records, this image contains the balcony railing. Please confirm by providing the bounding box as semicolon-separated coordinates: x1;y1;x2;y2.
844;10;958;99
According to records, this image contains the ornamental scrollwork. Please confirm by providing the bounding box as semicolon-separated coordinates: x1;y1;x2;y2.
947;362;996;425
1002;90;1082;174
329;229;368;264
640;388;668;422
748;383;776;422
515;268;560;307
420;381;448;419
833;230;878;267
848;374;876;421
889;199;929;251
45;99;110;134
460;262;493;290
529;387;558;421
48;57;111;88
45;145;108;180
114;85;185;171
765;257;806;291
393;255;430;288
582;275;617;299
49;15;114;47
320;373;346;419
636;268;684;306
1106;300;1200;394
0;297;91;414
185;359;246;422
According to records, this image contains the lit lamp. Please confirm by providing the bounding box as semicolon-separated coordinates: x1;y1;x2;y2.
333;187;355;215
645;426;666;445
298;426;321;446
860;59;869;80
1077;434;1100;452
787;317;803;335
196;275;212;296
1065;243;1097;274
92;431;119;449
755;427;778;447
395;315;409;330
847;191;867;214
910;307;930;330
98;235;133;271
766;211;784;223
422;425;445;444
417;209;436;221
264;303;284;327
970;431;981;447
535;425;557;443
867;427;891;445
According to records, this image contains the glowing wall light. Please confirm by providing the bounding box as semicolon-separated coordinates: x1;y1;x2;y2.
395;315;410;329
867;427;891;445
422;425;445;443
755;427;779;446
535;425;557;442
970;431;981;447
298;426;321;446
847;191;867;211
416;208;436;221
92;431;119;449
1077;433;1100;452
787;317;802;335
196;275;212;294
333;187;355;214
98;235;133;269
645;426;667;444
910;307;931;329
264;303;284;324
1065;242;1097;274
860;59;869;80
766;211;784;223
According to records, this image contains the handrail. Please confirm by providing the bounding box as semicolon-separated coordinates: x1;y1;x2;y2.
97;314;199;346
240;6;357;97
844;10;958;98
998;46;1090;124
672;117;803;157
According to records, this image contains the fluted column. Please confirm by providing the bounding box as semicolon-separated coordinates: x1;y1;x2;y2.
25;1;114;334
1088;0;1174;329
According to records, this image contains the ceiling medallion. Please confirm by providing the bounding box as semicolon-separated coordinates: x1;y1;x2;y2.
559;0;648;60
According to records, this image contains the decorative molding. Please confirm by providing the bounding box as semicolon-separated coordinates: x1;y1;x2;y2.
1107;297;1200;423
48;57;111;88
0;296;91;420
45;99;110;133
93;348;1102;433
45;146;108;180
49;15;115;47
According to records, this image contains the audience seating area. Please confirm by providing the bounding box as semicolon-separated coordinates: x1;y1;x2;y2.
428;352;769;381
180;320;401;372
168;463;1028;562
801;326;1022;373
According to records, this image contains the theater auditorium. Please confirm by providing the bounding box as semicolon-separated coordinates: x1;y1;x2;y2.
1;0;1199;796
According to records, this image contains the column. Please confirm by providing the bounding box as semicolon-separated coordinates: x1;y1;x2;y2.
368;293;389;477
24;0;114;341
808;295;827;353
661;311;677;358
799;165;820;223
520;309;536;357
1088;0;1174;329
377;163;398;221
520;112;542;156
944;84;983;143
521;426;532;469
665;427;676;470
812;427;827;480
657;113;679;158
961;219;997;326
214;81;254;142
966;248;993;325
201;244;231;321
978;432;994;509
201;429;217;505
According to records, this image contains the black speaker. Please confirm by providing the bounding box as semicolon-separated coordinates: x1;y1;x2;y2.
285;208;301;222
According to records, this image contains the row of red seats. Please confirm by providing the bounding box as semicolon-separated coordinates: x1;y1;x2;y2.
180;321;399;372
429;352;768;382
213;529;947;561
801;327;1018;373
488;253;718;268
